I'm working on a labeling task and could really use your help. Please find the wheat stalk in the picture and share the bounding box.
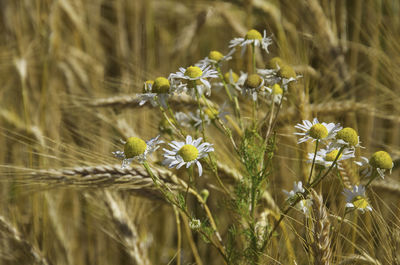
[310,190,332,265]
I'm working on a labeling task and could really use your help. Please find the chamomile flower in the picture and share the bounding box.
[169,65,218,97]
[113,135,164,168]
[229,29,273,55]
[236,73,266,101]
[334,127,362,148]
[308,145,355,168]
[138,77,171,108]
[163,135,214,176]
[343,185,372,213]
[265,83,285,104]
[283,181,305,200]
[198,49,235,67]
[294,118,342,144]
[355,151,393,179]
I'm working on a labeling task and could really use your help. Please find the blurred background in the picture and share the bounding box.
[0,0,399,264]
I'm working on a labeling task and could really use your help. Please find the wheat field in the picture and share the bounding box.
[0,0,399,264]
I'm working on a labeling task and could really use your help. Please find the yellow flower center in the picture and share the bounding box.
[152,77,170,94]
[224,71,239,83]
[268,57,285,69]
[245,29,263,40]
[178,144,199,162]
[308,123,328,139]
[369,151,393,169]
[209,50,224,62]
[336,127,358,146]
[325,149,342,161]
[278,65,296,79]
[245,74,263,88]
[204,107,219,120]
[124,137,147,158]
[185,66,203,78]
[271,84,283,95]
[142,80,154,93]
[352,195,369,210]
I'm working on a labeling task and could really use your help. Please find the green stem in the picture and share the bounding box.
[307,140,320,185]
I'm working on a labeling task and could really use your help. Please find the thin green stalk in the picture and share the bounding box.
[307,140,320,185]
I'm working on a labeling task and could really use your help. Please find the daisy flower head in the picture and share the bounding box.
[283,181,305,200]
[343,185,372,213]
[308,144,355,168]
[198,49,235,67]
[334,127,361,148]
[113,135,164,168]
[138,77,171,108]
[169,65,218,97]
[229,29,273,56]
[163,135,214,176]
[265,83,285,104]
[294,118,342,144]
[355,151,393,179]
[236,73,266,101]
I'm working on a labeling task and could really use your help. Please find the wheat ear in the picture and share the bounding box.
[310,190,332,265]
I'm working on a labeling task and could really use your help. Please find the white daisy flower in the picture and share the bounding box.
[308,144,355,168]
[197,49,235,67]
[169,65,218,97]
[283,181,305,200]
[265,83,285,104]
[162,135,214,176]
[229,29,272,56]
[333,127,362,149]
[113,135,164,168]
[354,151,393,179]
[343,185,372,213]
[234,73,267,101]
[294,118,342,144]
[138,77,171,108]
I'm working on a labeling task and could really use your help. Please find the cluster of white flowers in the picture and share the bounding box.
[289,117,394,214]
